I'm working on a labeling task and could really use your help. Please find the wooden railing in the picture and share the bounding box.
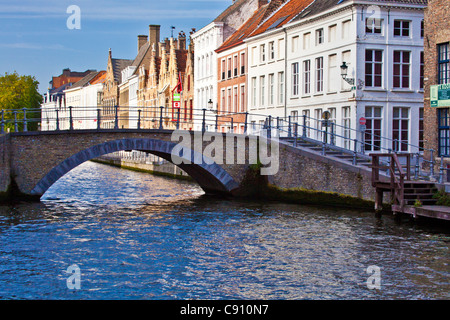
[370,153,412,211]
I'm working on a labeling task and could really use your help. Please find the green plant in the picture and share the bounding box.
[413,199,422,208]
[432,190,450,206]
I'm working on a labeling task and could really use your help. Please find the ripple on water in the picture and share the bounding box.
[0,161,449,299]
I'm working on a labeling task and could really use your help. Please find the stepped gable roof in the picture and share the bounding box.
[249,0,316,38]
[216,2,273,53]
[111,58,133,83]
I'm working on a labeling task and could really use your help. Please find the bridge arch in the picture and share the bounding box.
[30,138,239,197]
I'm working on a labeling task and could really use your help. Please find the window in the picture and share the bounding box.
[303,60,311,95]
[303,32,311,50]
[419,107,424,151]
[227,57,232,78]
[328,25,337,42]
[420,51,424,89]
[291,36,299,53]
[394,20,410,37]
[291,111,298,123]
[342,106,351,149]
[269,74,274,105]
[328,54,338,92]
[392,107,409,152]
[240,84,245,112]
[365,106,382,151]
[365,18,382,34]
[302,110,310,137]
[278,38,285,59]
[260,44,266,62]
[315,57,324,92]
[278,72,284,105]
[251,47,257,65]
[316,29,324,45]
[240,52,246,75]
[269,41,275,60]
[233,87,238,113]
[393,51,410,88]
[221,59,226,80]
[251,77,257,107]
[438,108,450,156]
[260,76,266,106]
[233,55,238,77]
[438,43,449,84]
[221,89,226,113]
[314,109,323,140]
[421,20,424,38]
[342,20,351,39]
[365,49,383,87]
[292,62,299,96]
[227,88,232,112]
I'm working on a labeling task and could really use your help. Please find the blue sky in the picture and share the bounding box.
[0,0,230,93]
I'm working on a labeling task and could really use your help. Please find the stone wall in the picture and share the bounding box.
[0,135,11,200]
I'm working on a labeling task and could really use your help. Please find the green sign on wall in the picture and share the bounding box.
[430,84,450,107]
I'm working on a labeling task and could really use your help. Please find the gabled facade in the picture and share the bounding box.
[101,49,133,129]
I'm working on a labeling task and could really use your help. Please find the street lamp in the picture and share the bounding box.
[208,99,213,111]
[340,61,355,86]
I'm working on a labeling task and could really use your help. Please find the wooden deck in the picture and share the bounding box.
[392,204,450,221]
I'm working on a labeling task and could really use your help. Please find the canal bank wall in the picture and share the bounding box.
[91,151,192,181]
[0,135,11,201]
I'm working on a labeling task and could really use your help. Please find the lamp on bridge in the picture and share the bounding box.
[340,61,355,86]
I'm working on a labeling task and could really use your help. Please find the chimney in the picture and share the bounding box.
[149,25,161,50]
[258,0,269,8]
[178,31,186,50]
[137,35,148,52]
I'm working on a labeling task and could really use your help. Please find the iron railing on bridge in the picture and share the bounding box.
[0,106,445,182]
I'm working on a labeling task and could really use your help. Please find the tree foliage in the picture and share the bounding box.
[0,71,42,131]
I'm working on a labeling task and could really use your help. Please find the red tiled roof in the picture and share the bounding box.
[249,0,316,38]
[216,2,273,53]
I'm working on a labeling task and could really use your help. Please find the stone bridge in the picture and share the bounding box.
[0,129,377,208]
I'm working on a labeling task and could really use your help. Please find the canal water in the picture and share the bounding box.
[0,161,448,300]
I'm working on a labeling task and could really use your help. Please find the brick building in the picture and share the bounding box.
[423,0,450,174]
[215,0,281,133]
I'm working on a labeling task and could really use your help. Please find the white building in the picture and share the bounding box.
[192,0,269,131]
[246,0,426,153]
[64,71,106,130]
